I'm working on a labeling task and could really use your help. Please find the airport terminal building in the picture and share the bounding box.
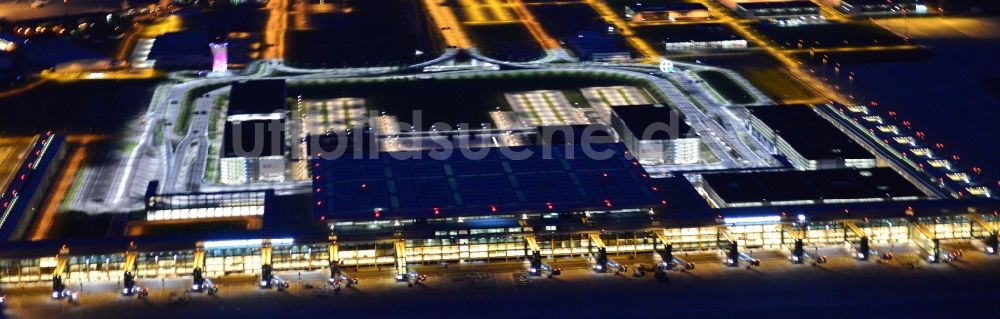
[219,79,289,185]
[747,105,876,170]
[624,3,711,22]
[701,168,928,208]
[609,105,699,165]
[837,0,928,16]
[735,1,822,19]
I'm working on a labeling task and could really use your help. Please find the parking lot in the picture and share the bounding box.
[505,90,590,126]
[580,85,653,120]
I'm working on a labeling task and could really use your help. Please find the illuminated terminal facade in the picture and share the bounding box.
[0,171,999,287]
[0,134,998,294]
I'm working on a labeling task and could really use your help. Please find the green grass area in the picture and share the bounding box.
[208,93,228,135]
[175,85,226,137]
[205,145,218,183]
[699,142,720,164]
[174,101,194,137]
[673,52,817,103]
[154,124,163,145]
[740,67,816,103]
[120,140,139,154]
[696,70,755,104]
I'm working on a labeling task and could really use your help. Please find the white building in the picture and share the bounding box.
[609,105,700,165]
[746,105,876,170]
[219,80,288,185]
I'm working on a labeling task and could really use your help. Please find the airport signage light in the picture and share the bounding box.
[203,238,295,249]
[659,58,675,73]
[723,215,782,225]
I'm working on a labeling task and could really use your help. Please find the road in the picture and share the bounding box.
[164,88,226,193]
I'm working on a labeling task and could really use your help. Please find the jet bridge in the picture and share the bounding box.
[259,238,288,290]
[844,221,895,261]
[910,221,961,263]
[845,221,874,261]
[969,214,999,254]
[328,236,357,290]
[190,242,217,294]
[589,233,627,274]
[51,245,71,299]
[782,224,826,265]
[718,227,758,268]
[395,239,425,285]
[524,235,560,277]
[122,242,140,295]
[652,230,693,271]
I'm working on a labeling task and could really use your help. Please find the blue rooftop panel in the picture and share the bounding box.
[311,143,666,220]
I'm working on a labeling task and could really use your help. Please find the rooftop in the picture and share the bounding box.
[227,79,288,116]
[311,143,666,221]
[702,168,927,205]
[611,105,694,140]
[736,1,820,10]
[748,105,873,161]
[222,119,285,158]
[840,0,921,5]
[565,31,632,58]
[149,31,212,59]
[628,3,708,12]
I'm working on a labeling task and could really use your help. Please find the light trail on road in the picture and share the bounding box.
[263,0,289,59]
[422,0,474,48]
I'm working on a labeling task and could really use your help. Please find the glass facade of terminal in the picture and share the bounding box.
[1,214,998,284]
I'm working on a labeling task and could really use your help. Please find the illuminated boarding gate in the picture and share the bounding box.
[0,215,997,283]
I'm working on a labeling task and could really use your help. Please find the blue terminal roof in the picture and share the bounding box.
[311,143,667,221]
[0,133,64,241]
